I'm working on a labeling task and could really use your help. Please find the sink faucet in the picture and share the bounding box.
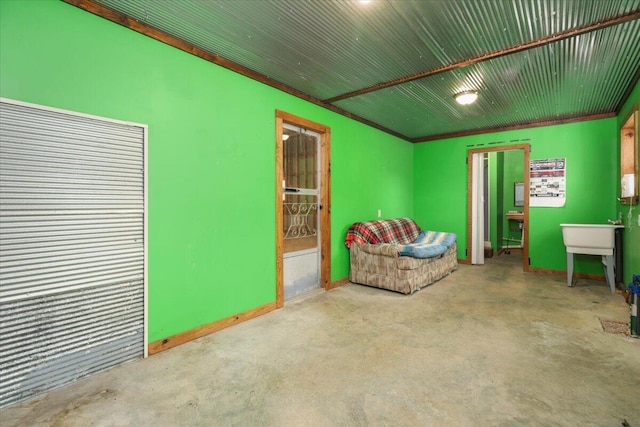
[608,213,623,225]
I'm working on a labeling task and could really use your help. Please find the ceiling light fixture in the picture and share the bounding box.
[455,90,478,105]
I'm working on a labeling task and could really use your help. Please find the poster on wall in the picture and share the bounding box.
[529,158,566,207]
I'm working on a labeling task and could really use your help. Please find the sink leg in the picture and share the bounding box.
[567,252,574,287]
[603,255,616,293]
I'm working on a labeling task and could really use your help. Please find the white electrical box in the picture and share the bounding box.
[622,173,635,198]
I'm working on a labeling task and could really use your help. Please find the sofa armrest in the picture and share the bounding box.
[352,243,399,257]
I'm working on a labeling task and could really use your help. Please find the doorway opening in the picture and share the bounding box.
[467,144,530,271]
[275,111,331,308]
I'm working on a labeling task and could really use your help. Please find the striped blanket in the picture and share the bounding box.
[397,230,457,259]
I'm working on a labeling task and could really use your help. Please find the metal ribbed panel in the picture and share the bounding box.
[334,18,640,139]
[94,0,640,103]
[0,100,145,408]
[89,0,640,139]
[86,0,640,138]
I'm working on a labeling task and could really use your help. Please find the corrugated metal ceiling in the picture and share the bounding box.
[81,0,640,141]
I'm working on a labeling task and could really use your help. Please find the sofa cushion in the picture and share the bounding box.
[356,243,401,257]
[345,217,420,248]
[397,230,457,259]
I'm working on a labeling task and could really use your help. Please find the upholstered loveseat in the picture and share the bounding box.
[345,218,457,294]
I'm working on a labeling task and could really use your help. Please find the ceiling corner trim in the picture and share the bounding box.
[411,112,618,143]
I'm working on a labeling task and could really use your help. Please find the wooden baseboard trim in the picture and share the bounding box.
[148,301,278,355]
[325,277,349,290]
[528,267,606,282]
[456,260,605,282]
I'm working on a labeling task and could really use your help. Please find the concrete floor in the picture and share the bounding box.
[3,255,639,426]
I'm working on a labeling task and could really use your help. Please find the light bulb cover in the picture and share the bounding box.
[455,90,478,105]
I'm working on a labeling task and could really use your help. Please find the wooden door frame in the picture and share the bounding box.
[467,144,530,271]
[275,110,331,308]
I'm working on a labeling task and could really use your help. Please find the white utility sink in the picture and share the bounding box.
[560,224,623,255]
[560,224,624,293]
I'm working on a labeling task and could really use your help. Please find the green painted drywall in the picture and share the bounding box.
[486,151,524,252]
[0,0,413,342]
[414,118,617,275]
[501,150,525,243]
[617,79,640,286]
[495,152,505,251]
[489,152,499,251]
[412,137,468,259]
[502,150,525,213]
[330,120,414,278]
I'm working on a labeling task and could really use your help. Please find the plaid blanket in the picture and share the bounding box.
[344,218,421,248]
[397,230,457,259]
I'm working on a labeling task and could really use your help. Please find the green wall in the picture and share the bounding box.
[412,136,468,258]
[617,80,640,286]
[489,153,498,251]
[0,0,413,342]
[489,152,505,252]
[486,151,524,253]
[414,119,618,275]
[501,150,525,243]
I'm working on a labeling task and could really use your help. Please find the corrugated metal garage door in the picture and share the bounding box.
[0,98,146,408]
